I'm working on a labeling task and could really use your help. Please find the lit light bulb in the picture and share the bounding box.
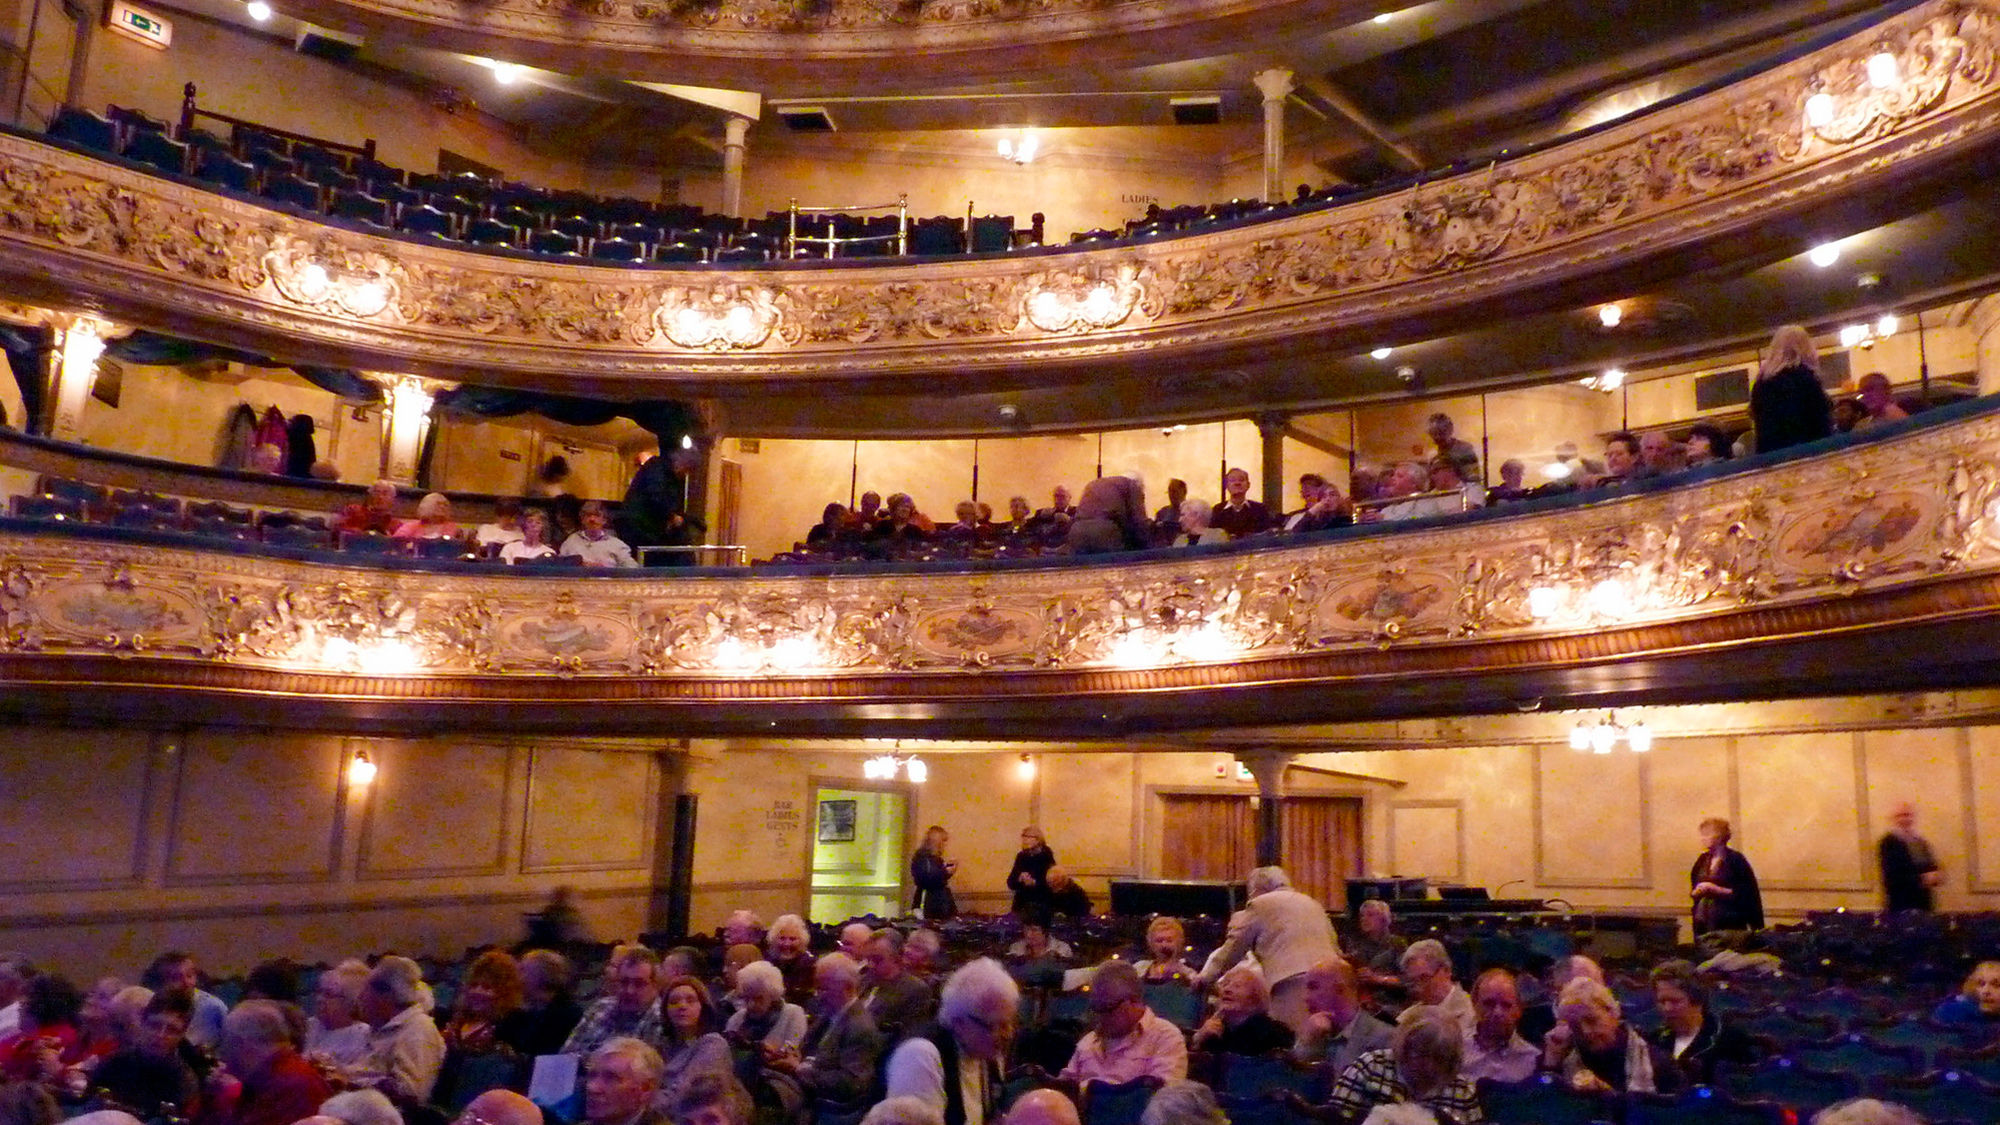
[491,62,525,85]
[348,751,377,785]
[1867,52,1899,89]
[1808,242,1841,268]
[1590,724,1618,755]
[1570,722,1592,752]
[1805,92,1835,128]
[1017,755,1037,781]
[1875,313,1899,338]
[246,0,272,19]
[1598,303,1623,328]
[680,434,695,450]
[1597,368,1626,392]
[1370,346,1392,360]
[904,757,928,784]
[1627,722,1653,753]
[1839,324,1870,349]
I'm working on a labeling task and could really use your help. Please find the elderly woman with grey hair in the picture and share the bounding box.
[318,1089,402,1125]
[307,961,374,1069]
[1191,966,1294,1055]
[1174,498,1230,546]
[1541,977,1676,1095]
[765,914,817,1005]
[722,962,807,1057]
[1141,1081,1227,1125]
[1325,1013,1485,1124]
[356,955,446,1103]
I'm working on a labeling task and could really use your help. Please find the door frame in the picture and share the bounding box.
[801,775,914,920]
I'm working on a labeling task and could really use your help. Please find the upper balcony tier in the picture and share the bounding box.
[8,0,2000,435]
[2,395,1999,737]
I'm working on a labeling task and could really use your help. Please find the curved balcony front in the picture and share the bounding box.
[2,397,1998,736]
[6,0,2000,412]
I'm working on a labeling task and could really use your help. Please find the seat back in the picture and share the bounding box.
[1216,1053,1316,1100]
[1478,1075,1616,1125]
[1143,984,1201,1029]
[1716,1057,1861,1118]
[1080,1076,1160,1125]
[1880,1069,2000,1124]
[1626,1088,1787,1125]
[47,106,119,152]
[122,130,189,175]
[969,215,1014,253]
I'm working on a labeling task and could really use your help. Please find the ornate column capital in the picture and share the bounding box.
[1252,67,1295,104]
[1235,748,1295,797]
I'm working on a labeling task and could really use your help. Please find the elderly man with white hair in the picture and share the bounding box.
[1396,940,1473,1038]
[1325,1013,1485,1125]
[1195,866,1339,1031]
[839,923,876,962]
[1541,977,1676,1094]
[306,960,373,1069]
[863,929,935,1041]
[220,999,331,1125]
[583,1037,669,1125]
[1059,961,1187,1086]
[884,958,1019,1125]
[357,956,446,1103]
[764,952,882,1105]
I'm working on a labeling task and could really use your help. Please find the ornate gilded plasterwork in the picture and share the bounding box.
[1,406,1998,697]
[1,0,1998,387]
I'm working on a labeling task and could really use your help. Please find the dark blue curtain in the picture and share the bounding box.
[0,324,50,434]
[434,385,696,444]
[104,331,382,402]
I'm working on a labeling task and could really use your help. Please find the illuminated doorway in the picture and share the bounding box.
[808,783,911,922]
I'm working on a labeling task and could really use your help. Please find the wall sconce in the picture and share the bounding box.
[997,131,1039,165]
[863,754,927,783]
[1579,368,1625,392]
[1016,753,1037,781]
[348,750,378,785]
[1838,313,1899,350]
[1569,713,1652,754]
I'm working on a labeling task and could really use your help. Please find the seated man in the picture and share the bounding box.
[883,959,1019,1125]
[838,924,876,962]
[1396,941,1474,1039]
[337,481,400,537]
[1372,463,1458,522]
[1461,969,1539,1084]
[903,930,947,989]
[565,945,664,1056]
[1293,958,1395,1077]
[1599,432,1651,486]
[142,952,228,1049]
[1324,1014,1483,1125]
[218,1000,331,1125]
[1854,372,1911,430]
[358,956,446,1104]
[666,1072,754,1125]
[1518,956,1603,1046]
[582,1037,669,1125]
[765,953,882,1106]
[1210,468,1272,537]
[474,498,526,549]
[1058,962,1187,1086]
[1044,868,1092,917]
[455,1090,544,1125]
[1638,432,1686,477]
[1003,1089,1080,1125]
[561,500,639,568]
[863,930,936,1042]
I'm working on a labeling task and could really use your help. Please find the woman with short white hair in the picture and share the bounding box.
[765,915,816,1005]
[1542,977,1676,1094]
[1175,499,1229,547]
[1191,966,1294,1055]
[306,961,373,1068]
[722,962,806,1056]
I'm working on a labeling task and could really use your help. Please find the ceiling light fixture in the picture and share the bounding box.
[1598,303,1623,328]
[1808,242,1842,268]
[1840,314,1899,350]
[246,0,273,19]
[490,61,525,85]
[1867,51,1900,89]
[1370,346,1393,360]
[1569,712,1652,754]
[864,753,928,783]
[997,131,1039,165]
[1805,91,1835,128]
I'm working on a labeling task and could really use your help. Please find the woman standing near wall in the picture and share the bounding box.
[1750,325,1834,454]
[1007,827,1057,914]
[911,825,958,921]
[1689,817,1763,936]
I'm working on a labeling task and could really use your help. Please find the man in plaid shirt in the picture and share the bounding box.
[563,946,666,1056]
[1324,1013,1486,1124]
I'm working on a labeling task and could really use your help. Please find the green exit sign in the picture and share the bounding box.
[106,0,172,48]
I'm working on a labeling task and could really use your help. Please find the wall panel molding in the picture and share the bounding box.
[1533,746,1651,889]
[0,729,156,893]
[161,734,348,888]
[1389,800,1465,883]
[522,747,658,874]
[356,739,517,881]
[0,884,647,932]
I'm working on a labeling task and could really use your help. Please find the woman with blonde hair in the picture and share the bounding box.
[1751,324,1834,454]
[1133,917,1196,983]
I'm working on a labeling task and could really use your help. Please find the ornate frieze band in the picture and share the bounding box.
[1,406,1998,705]
[0,0,1997,389]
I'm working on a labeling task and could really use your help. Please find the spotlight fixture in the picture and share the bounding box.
[1808,242,1842,268]
[1598,303,1623,328]
[1805,91,1835,128]
[1370,346,1393,360]
[1568,712,1652,754]
[1867,51,1900,89]
[347,750,378,785]
[246,0,273,20]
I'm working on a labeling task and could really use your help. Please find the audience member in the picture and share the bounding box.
[442,950,531,1059]
[940,502,986,541]
[911,826,959,922]
[903,931,947,989]
[474,498,526,549]
[1324,1013,1484,1125]
[1030,487,1077,534]
[724,962,807,1056]
[1067,476,1149,555]
[1426,458,1483,510]
[0,956,27,1041]
[1139,1081,1225,1125]
[863,930,936,1042]
[1517,956,1603,1046]
[999,497,1033,538]
[1174,499,1230,546]
[533,456,572,500]
[1005,917,1073,989]
[1751,325,1834,453]
[218,1000,331,1125]
[306,961,374,1068]
[243,960,302,1006]
[766,915,818,1006]
[1060,962,1187,1086]
[721,912,766,948]
[561,500,638,568]
[453,1091,542,1125]
[1132,918,1196,984]
[1281,474,1329,532]
[564,945,663,1057]
[655,977,733,1106]
[1397,941,1473,1038]
[1684,423,1732,468]
[1373,463,1457,522]
[141,953,227,1049]
[1425,414,1480,483]
[1461,969,1538,1084]
[1811,1101,1925,1125]
[1853,372,1910,430]
[319,1090,401,1125]
[1210,468,1272,537]
[1600,433,1648,485]
[717,945,763,1024]
[1833,397,1863,434]
[1043,868,1092,917]
[838,924,876,962]
[500,511,557,563]
[866,1096,947,1125]
[582,1038,668,1125]
[665,1072,752,1125]
[807,503,854,546]
[515,949,583,1058]
[1690,816,1763,935]
[1932,960,2000,1025]
[1294,958,1394,1075]
[358,955,446,1103]
[1152,479,1189,545]
[1002,1090,1078,1125]
[1487,459,1529,503]
[849,492,884,531]
[1007,827,1058,914]
[392,493,461,540]
[1347,900,1407,989]
[1541,978,1674,1094]
[76,976,129,1061]
[1637,432,1685,476]
[1880,802,1942,914]
[1190,966,1294,1055]
[1197,866,1339,1031]
[1648,960,1754,1086]
[868,494,932,546]
[764,953,882,1106]
[337,482,400,537]
[882,959,1018,1125]
[619,445,704,563]
[94,988,199,1119]
[1,973,84,1080]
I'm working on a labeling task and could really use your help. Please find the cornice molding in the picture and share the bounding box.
[1,402,1998,732]
[1,1,1998,396]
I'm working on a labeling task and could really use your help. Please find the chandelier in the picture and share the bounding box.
[863,754,928,783]
[1568,712,1652,754]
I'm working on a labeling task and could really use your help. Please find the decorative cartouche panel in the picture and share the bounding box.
[0,406,1997,697]
[0,0,1996,389]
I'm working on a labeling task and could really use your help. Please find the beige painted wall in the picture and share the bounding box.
[0,726,663,977]
[76,361,378,482]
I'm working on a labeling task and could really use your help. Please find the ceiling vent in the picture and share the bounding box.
[294,22,362,62]
[776,106,837,132]
[1171,96,1221,125]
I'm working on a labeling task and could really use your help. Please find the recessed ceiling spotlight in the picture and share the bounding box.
[490,61,525,85]
[1598,303,1623,328]
[246,0,272,19]
[1370,346,1392,360]
[1808,242,1841,268]
[1372,11,1394,23]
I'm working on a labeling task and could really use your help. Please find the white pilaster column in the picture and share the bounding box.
[45,315,112,441]
[369,374,452,486]
[1969,296,2000,396]
[722,116,751,219]
[1253,68,1295,205]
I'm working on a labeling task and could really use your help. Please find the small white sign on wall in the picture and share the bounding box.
[107,0,173,49]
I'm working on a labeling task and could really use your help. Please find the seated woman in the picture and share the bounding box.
[1132,917,1197,984]
[500,511,558,564]
[938,502,987,541]
[307,961,375,1070]
[1648,960,1755,1086]
[1934,960,2000,1025]
[1,974,87,1082]
[1175,499,1231,547]
[723,962,807,1060]
[765,915,818,1007]
[437,951,532,1101]
[805,503,854,546]
[391,493,462,539]
[658,977,734,1106]
[1542,977,1677,1094]
[473,498,526,550]
[1191,967,1295,1056]
[1006,915,1074,990]
[866,494,931,543]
